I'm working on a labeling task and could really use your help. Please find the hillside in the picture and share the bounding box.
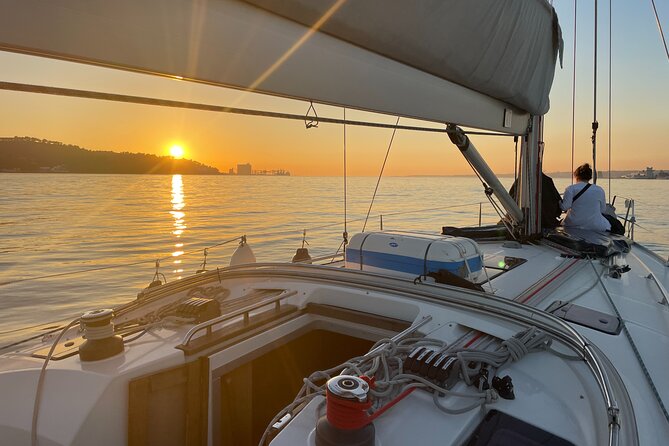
[0,137,220,174]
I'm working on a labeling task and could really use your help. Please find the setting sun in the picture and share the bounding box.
[169,144,185,159]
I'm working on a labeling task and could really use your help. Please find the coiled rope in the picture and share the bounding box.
[258,326,570,445]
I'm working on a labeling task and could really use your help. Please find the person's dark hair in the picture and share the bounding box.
[574,163,592,182]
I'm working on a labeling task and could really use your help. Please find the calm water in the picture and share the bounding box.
[1,173,668,343]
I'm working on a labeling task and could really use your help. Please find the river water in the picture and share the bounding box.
[1,173,668,344]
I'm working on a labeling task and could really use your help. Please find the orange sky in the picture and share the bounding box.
[0,2,667,176]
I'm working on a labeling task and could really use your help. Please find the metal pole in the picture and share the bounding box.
[448,124,524,225]
[630,201,635,240]
[479,203,482,227]
[380,215,384,231]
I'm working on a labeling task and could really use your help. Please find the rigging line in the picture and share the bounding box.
[0,258,160,287]
[0,236,242,287]
[331,239,346,263]
[571,0,578,185]
[650,0,669,61]
[0,327,65,352]
[592,0,599,184]
[0,81,517,137]
[343,107,348,247]
[305,202,486,232]
[588,260,669,425]
[362,116,401,233]
[608,0,612,201]
[514,136,518,186]
[379,202,485,218]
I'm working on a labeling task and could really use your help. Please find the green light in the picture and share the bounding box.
[497,261,506,268]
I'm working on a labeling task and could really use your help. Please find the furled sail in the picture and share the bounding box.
[244,0,562,117]
[0,0,561,134]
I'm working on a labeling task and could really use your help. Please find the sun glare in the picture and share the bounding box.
[169,144,185,159]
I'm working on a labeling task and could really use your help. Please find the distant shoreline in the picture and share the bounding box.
[0,137,220,175]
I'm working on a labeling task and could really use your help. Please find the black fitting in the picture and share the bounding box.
[292,247,312,264]
[472,367,490,390]
[492,375,515,400]
[446,124,469,150]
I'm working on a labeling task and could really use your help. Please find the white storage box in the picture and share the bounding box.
[345,231,483,282]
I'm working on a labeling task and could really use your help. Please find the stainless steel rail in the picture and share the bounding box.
[646,272,669,305]
[195,262,635,446]
[179,289,297,347]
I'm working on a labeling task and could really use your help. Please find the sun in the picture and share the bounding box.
[169,144,185,159]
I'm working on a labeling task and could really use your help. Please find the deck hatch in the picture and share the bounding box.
[466,409,575,446]
[546,301,622,335]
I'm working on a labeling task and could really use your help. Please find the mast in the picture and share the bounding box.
[517,116,544,237]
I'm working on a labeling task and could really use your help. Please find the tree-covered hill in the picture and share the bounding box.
[0,137,220,174]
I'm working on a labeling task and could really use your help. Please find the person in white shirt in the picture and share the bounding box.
[560,163,611,232]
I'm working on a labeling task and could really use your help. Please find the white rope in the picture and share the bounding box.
[259,326,564,445]
[82,324,114,341]
[32,318,81,446]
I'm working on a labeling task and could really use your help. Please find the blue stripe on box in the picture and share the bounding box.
[346,249,482,276]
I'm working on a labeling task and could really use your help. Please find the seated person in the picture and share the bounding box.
[509,172,562,229]
[560,163,611,232]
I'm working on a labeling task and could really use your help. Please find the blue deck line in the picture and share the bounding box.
[346,249,482,276]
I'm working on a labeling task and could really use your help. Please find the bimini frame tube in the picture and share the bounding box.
[447,124,524,225]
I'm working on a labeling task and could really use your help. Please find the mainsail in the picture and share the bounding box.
[0,0,561,134]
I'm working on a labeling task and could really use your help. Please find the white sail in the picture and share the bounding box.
[0,0,561,134]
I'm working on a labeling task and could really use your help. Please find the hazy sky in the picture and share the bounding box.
[0,1,667,176]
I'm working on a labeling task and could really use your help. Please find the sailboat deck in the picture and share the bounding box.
[1,235,668,445]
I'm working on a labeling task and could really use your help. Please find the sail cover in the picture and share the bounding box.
[0,0,561,133]
[244,0,562,116]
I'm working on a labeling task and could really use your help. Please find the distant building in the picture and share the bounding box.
[231,163,290,176]
[237,163,252,175]
[623,166,657,179]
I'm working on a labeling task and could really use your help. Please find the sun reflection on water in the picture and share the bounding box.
[170,175,186,279]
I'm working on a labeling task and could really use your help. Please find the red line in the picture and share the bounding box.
[457,260,578,361]
[519,259,579,304]
[463,332,484,349]
[369,387,416,422]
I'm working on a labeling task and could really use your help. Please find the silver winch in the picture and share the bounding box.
[326,375,369,402]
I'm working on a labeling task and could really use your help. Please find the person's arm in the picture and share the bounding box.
[560,186,573,211]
